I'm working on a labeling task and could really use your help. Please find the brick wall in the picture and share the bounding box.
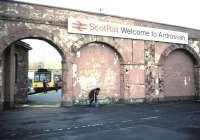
[0,1,200,108]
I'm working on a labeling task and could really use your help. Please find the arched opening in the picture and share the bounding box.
[73,42,124,104]
[162,49,197,100]
[2,38,64,109]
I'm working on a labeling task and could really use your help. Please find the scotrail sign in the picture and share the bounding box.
[68,17,188,44]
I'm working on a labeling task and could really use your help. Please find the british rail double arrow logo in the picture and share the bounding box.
[72,20,88,31]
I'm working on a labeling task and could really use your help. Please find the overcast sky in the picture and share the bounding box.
[14,0,200,30]
[22,39,62,63]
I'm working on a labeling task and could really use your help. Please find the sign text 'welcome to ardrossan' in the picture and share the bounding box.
[68,17,188,44]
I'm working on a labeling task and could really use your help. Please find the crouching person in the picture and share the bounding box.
[88,88,100,107]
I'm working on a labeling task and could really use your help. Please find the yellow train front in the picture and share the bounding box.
[32,69,55,92]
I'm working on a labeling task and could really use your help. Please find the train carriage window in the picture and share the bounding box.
[34,72,51,82]
[44,73,51,82]
[40,73,46,82]
[34,74,40,82]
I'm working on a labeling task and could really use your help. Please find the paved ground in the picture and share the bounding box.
[28,89,61,105]
[1,101,200,140]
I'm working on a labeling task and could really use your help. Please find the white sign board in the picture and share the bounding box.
[68,17,188,44]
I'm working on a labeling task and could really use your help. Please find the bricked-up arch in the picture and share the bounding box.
[158,44,200,100]
[159,44,200,66]
[72,41,125,104]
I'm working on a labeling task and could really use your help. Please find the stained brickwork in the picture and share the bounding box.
[1,1,200,109]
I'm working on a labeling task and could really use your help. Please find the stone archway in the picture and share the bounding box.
[0,29,65,58]
[68,37,124,104]
[158,44,200,101]
[61,36,126,106]
[0,29,66,109]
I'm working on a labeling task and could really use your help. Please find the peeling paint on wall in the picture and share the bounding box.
[114,52,119,64]
[189,40,200,54]
[72,64,77,86]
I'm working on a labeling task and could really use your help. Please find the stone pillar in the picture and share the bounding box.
[14,41,31,104]
[61,57,73,106]
[144,41,158,103]
[0,56,3,110]
[194,66,200,99]
[3,45,16,109]
[9,46,15,108]
[119,64,125,103]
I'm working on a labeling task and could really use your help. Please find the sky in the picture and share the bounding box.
[22,39,62,63]
[14,0,200,30]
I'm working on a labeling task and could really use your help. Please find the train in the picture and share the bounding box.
[30,69,62,93]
